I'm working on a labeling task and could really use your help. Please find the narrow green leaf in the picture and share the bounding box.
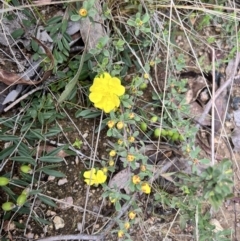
[42,169,65,177]
[32,216,51,225]
[58,41,87,103]
[75,109,101,118]
[47,15,62,25]
[37,195,57,207]
[28,129,45,140]
[0,135,19,141]
[57,39,63,51]
[11,156,35,165]
[39,156,63,163]
[0,145,16,160]
[45,145,67,157]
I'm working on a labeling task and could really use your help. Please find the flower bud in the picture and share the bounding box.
[2,202,15,211]
[17,194,27,206]
[117,121,124,130]
[0,177,9,186]
[109,150,116,157]
[20,165,32,174]
[79,8,88,17]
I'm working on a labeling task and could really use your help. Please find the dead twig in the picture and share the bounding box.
[36,234,104,241]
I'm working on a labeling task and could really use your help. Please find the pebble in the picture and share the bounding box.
[53,216,65,230]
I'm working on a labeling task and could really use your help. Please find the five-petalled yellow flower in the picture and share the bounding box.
[83,168,107,185]
[141,182,151,194]
[89,72,125,113]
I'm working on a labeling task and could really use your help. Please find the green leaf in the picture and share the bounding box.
[61,20,68,34]
[29,129,45,140]
[11,156,35,165]
[45,145,67,157]
[0,135,19,141]
[71,14,81,21]
[47,15,62,25]
[39,156,63,163]
[37,195,57,207]
[31,40,39,52]
[11,28,24,39]
[75,109,101,118]
[1,186,17,201]
[0,145,16,160]
[62,37,70,51]
[58,45,87,103]
[42,169,66,177]
[57,39,63,51]
[32,216,51,225]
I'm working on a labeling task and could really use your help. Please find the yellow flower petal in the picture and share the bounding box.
[141,182,151,194]
[96,170,107,184]
[89,92,103,103]
[84,168,97,185]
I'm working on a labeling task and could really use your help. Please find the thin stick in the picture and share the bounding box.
[4,86,43,112]
[36,234,103,241]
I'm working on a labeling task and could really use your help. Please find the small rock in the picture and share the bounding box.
[58,178,68,186]
[53,216,65,230]
[59,196,73,210]
[48,176,55,181]
[77,222,83,231]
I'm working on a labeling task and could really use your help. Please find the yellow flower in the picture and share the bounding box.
[128,136,135,143]
[117,139,123,145]
[127,154,135,162]
[79,8,88,17]
[132,175,141,184]
[89,72,125,113]
[128,211,136,220]
[124,222,130,230]
[109,196,116,203]
[83,168,107,185]
[102,167,108,173]
[144,73,149,79]
[129,113,135,119]
[117,121,124,130]
[140,165,146,172]
[149,60,155,66]
[118,230,124,238]
[109,159,115,166]
[109,150,116,157]
[107,120,115,128]
[141,182,151,194]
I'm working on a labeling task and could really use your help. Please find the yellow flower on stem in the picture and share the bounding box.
[129,112,135,119]
[108,159,115,166]
[141,182,151,194]
[124,222,130,230]
[117,139,123,145]
[127,154,135,162]
[128,136,135,143]
[118,230,124,238]
[109,150,116,157]
[140,165,146,172]
[79,8,88,17]
[128,211,136,220]
[89,72,125,113]
[83,168,107,185]
[107,120,115,128]
[117,121,124,129]
[132,175,141,184]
